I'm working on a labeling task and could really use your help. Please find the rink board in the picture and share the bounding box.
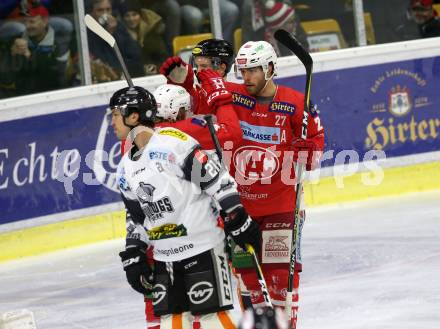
[1,38,440,261]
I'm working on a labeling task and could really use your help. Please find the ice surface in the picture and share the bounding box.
[1,191,439,329]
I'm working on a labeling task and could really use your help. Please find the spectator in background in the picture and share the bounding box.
[178,0,240,43]
[241,0,265,43]
[8,1,72,34]
[120,0,168,75]
[0,1,50,42]
[364,0,421,43]
[1,1,73,46]
[137,0,181,54]
[241,1,308,56]
[0,5,69,97]
[136,0,239,52]
[86,0,143,82]
[263,1,308,54]
[409,0,440,37]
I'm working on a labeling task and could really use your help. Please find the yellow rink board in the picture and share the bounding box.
[1,161,439,262]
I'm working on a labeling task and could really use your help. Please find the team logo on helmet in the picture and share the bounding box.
[192,47,202,55]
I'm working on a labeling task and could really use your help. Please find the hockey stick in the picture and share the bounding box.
[204,114,273,309]
[274,29,313,326]
[84,14,134,88]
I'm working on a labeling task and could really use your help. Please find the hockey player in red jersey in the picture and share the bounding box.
[160,39,325,328]
[121,40,242,156]
[154,78,242,150]
[159,39,243,148]
[229,41,324,329]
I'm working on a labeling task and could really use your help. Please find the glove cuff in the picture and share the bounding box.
[119,248,146,270]
[229,217,252,237]
[224,206,249,233]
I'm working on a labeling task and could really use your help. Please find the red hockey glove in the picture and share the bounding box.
[159,56,194,91]
[197,69,232,111]
[292,138,320,171]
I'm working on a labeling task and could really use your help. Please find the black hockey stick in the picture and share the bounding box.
[204,114,274,309]
[84,14,134,88]
[274,29,313,325]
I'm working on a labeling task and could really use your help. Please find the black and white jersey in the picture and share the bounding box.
[117,127,241,262]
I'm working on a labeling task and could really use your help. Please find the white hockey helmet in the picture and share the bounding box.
[153,84,191,121]
[235,41,278,80]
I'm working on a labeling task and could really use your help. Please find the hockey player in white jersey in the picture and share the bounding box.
[111,85,261,329]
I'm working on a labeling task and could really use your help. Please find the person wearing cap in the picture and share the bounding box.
[0,4,69,97]
[0,1,52,42]
[409,0,440,37]
[241,0,308,55]
[0,0,73,44]
[262,1,309,55]
[119,0,168,75]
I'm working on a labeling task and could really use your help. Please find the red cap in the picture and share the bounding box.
[411,0,433,7]
[264,2,295,30]
[27,5,49,18]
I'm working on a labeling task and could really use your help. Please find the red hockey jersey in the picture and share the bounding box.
[224,82,324,216]
[166,80,324,217]
[121,103,242,154]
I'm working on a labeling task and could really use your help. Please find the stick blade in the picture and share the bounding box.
[84,14,115,47]
[274,29,312,69]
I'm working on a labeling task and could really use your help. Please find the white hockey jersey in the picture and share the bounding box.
[117,127,241,262]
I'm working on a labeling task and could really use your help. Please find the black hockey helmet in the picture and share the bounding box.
[109,86,157,127]
[238,307,289,329]
[192,38,234,74]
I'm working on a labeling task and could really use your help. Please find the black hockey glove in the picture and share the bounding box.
[119,247,153,295]
[224,206,261,254]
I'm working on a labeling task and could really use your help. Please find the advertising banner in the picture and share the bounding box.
[279,56,440,167]
[1,56,439,225]
[0,106,120,224]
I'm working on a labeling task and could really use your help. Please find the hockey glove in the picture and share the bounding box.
[159,56,194,91]
[119,248,153,295]
[197,69,232,111]
[292,138,320,171]
[224,206,261,254]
